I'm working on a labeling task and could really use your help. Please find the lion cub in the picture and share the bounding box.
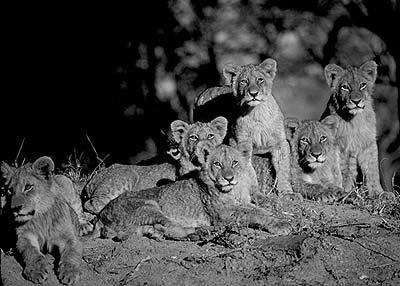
[87,143,291,242]
[1,156,82,285]
[193,59,294,197]
[83,116,228,215]
[285,117,345,203]
[321,60,392,199]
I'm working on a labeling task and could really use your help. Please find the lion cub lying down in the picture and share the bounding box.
[1,156,82,285]
[88,142,292,242]
[285,116,345,203]
[83,116,228,215]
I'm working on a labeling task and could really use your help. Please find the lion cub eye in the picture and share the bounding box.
[341,84,350,92]
[300,137,309,144]
[207,134,215,140]
[239,79,248,86]
[24,184,34,192]
[320,135,328,143]
[189,134,198,142]
[360,82,367,90]
[257,77,264,84]
[231,160,239,167]
[213,161,222,168]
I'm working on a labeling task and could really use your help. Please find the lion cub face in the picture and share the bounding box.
[204,142,252,193]
[324,60,377,116]
[1,157,55,223]
[170,116,228,168]
[223,58,277,107]
[286,117,338,170]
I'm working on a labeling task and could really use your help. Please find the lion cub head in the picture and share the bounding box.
[1,157,56,223]
[223,58,277,107]
[170,116,228,174]
[324,60,377,118]
[285,116,338,171]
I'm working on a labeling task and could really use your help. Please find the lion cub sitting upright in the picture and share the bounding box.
[285,117,345,203]
[321,60,392,199]
[193,59,294,197]
[1,156,82,285]
[88,142,291,242]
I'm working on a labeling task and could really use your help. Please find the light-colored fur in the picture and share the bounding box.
[321,60,392,198]
[194,59,294,196]
[83,117,228,215]
[87,143,291,242]
[1,157,82,285]
[285,117,345,203]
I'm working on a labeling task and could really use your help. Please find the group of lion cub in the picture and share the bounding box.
[1,58,394,285]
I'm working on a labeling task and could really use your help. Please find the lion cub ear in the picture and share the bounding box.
[359,60,377,83]
[170,120,190,144]
[210,116,228,140]
[1,162,15,182]
[259,58,277,80]
[284,117,300,141]
[324,64,345,90]
[321,115,339,135]
[223,63,242,86]
[236,141,253,162]
[32,156,55,180]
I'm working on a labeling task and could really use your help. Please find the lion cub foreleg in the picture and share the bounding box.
[271,140,294,196]
[358,145,384,198]
[56,234,82,286]
[219,204,292,235]
[17,233,51,284]
[341,152,358,193]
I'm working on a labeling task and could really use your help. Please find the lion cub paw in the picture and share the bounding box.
[23,255,50,284]
[283,192,303,202]
[315,187,345,204]
[378,191,396,202]
[57,261,81,286]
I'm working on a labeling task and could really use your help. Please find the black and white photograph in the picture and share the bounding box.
[1,1,400,285]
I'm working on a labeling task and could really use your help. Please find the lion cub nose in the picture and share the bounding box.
[248,90,259,98]
[310,146,323,159]
[224,175,235,183]
[351,98,362,105]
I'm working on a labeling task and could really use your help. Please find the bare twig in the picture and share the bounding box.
[14,137,25,167]
[86,134,102,164]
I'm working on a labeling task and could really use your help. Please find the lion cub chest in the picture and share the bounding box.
[336,111,376,155]
[236,102,284,151]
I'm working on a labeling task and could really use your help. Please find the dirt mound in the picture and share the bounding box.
[2,198,400,286]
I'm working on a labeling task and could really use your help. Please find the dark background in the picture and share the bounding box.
[2,1,399,190]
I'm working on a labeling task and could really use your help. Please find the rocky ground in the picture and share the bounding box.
[2,194,400,286]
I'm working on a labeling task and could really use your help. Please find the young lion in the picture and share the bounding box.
[87,143,291,242]
[193,59,294,197]
[1,156,82,285]
[83,116,228,215]
[285,117,345,203]
[321,60,392,198]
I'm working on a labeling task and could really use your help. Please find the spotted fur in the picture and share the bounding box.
[82,117,228,215]
[321,60,393,199]
[87,143,291,242]
[1,157,82,285]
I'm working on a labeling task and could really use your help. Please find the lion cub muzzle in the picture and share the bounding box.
[216,168,238,192]
[306,144,326,167]
[11,194,35,222]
